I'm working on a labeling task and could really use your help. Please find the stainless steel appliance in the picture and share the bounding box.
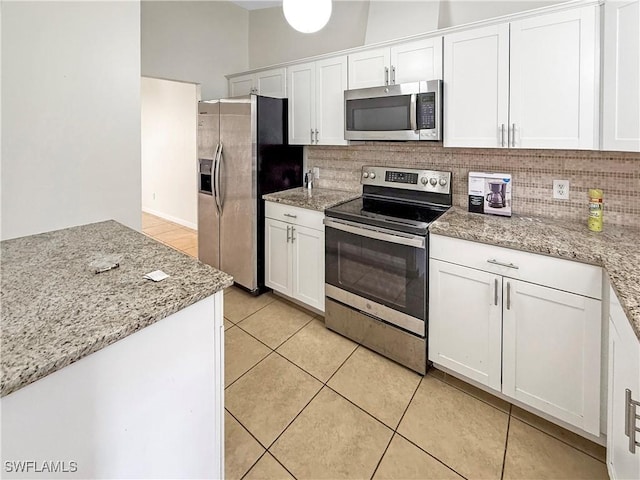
[324,166,452,374]
[198,96,303,293]
[344,80,442,141]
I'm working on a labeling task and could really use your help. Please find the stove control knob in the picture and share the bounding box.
[363,172,369,178]
[429,177,438,186]
[369,172,376,179]
[439,178,448,186]
[420,177,428,185]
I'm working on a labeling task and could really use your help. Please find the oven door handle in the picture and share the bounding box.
[324,218,426,249]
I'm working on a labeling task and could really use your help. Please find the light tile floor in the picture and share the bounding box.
[142,212,197,258]
[143,213,609,480]
[223,289,610,480]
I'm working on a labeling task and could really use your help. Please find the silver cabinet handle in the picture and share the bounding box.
[626,389,640,454]
[286,225,291,243]
[310,129,314,143]
[506,282,511,310]
[384,66,389,85]
[315,129,319,144]
[391,65,396,84]
[284,213,297,219]
[291,226,296,243]
[501,124,505,147]
[487,259,519,269]
[494,278,499,306]
[511,123,516,147]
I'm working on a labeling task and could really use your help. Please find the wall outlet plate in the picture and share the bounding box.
[553,180,570,200]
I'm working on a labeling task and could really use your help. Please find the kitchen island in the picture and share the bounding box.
[1,220,233,478]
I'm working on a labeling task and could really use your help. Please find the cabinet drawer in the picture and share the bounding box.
[265,202,324,231]
[430,234,601,299]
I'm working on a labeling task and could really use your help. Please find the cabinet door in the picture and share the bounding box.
[502,280,601,435]
[602,0,640,152]
[348,47,391,89]
[287,62,316,145]
[428,259,502,391]
[255,68,287,98]
[264,218,292,296]
[510,6,598,149]
[443,24,510,147]
[291,224,324,312]
[316,56,348,146]
[607,289,640,480]
[391,37,443,84]
[229,73,254,97]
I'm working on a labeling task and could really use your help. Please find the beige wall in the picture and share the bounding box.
[248,1,370,68]
[365,1,440,44]
[141,1,249,100]
[1,1,141,240]
[438,0,564,28]
[141,78,198,229]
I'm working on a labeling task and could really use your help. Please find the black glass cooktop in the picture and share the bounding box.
[325,196,450,235]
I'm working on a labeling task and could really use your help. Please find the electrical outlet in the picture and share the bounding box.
[553,180,570,200]
[313,167,320,179]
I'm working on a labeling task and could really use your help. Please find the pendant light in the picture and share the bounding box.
[283,0,332,34]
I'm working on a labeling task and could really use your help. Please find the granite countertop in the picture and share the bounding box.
[430,207,640,341]
[263,187,360,212]
[0,220,234,397]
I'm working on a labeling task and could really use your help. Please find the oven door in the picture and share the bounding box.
[324,218,427,336]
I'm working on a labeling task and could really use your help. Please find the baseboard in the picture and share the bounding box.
[142,207,197,231]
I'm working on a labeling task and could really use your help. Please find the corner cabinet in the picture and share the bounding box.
[265,202,325,312]
[228,67,287,98]
[443,5,599,149]
[429,235,602,435]
[287,56,348,145]
[607,285,640,480]
[347,37,443,89]
[602,0,640,152]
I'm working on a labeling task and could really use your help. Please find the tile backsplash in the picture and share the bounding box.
[307,143,640,229]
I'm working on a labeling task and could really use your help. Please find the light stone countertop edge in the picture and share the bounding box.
[263,187,361,212]
[0,220,234,397]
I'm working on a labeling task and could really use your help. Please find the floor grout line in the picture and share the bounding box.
[501,404,513,480]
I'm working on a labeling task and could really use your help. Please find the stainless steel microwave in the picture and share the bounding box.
[344,80,442,141]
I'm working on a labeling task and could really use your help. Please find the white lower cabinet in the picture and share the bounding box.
[265,202,325,312]
[607,285,640,480]
[429,235,602,436]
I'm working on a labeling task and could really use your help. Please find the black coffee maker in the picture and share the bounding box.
[486,181,507,208]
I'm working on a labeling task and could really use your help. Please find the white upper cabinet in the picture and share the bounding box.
[228,67,287,98]
[443,24,510,148]
[288,56,348,146]
[602,0,640,152]
[444,5,599,149]
[348,37,443,89]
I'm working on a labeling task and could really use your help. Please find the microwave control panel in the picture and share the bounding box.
[417,79,442,141]
[416,92,436,130]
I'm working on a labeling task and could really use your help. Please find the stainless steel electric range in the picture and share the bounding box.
[324,165,452,374]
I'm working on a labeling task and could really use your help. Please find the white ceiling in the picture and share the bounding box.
[229,1,282,10]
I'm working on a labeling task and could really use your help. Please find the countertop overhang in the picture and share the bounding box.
[0,220,234,397]
[262,187,361,212]
[430,207,640,342]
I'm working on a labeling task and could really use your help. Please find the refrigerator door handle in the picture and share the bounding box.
[212,143,220,208]
[214,142,223,214]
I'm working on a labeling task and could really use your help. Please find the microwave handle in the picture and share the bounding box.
[410,94,417,132]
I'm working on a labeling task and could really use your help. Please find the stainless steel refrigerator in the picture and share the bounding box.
[197,96,303,293]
